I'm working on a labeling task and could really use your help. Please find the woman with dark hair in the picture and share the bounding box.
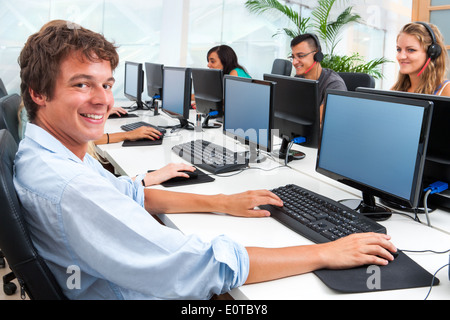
[207,45,251,78]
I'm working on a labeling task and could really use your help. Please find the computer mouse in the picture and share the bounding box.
[391,250,399,259]
[181,169,198,179]
[156,126,167,134]
[167,169,198,182]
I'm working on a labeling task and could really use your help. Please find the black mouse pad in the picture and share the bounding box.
[122,137,163,147]
[313,250,439,293]
[148,168,215,187]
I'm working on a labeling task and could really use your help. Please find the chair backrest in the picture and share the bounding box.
[337,72,375,91]
[271,59,293,76]
[0,94,21,144]
[0,78,7,98]
[0,129,66,300]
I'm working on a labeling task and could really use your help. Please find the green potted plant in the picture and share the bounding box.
[245,0,390,79]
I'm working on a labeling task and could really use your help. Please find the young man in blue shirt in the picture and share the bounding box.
[14,20,396,299]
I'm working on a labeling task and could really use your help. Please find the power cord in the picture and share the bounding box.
[284,136,306,166]
[211,163,290,178]
[400,248,450,300]
[425,263,449,300]
[423,181,448,227]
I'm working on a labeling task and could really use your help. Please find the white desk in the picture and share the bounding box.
[96,108,450,300]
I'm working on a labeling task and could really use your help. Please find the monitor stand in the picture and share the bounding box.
[278,137,305,163]
[202,114,221,129]
[174,118,194,131]
[339,193,392,221]
[128,100,150,112]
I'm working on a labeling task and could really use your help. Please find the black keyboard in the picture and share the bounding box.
[120,121,166,134]
[172,139,249,174]
[260,184,387,244]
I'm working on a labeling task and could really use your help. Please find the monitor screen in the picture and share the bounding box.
[162,67,192,129]
[264,74,319,161]
[145,62,163,99]
[192,68,223,115]
[223,76,274,161]
[192,68,223,128]
[316,90,433,217]
[355,87,450,210]
[124,61,144,110]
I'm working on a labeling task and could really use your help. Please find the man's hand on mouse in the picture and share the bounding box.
[143,163,196,186]
[316,233,397,269]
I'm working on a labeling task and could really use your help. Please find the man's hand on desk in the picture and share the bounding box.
[220,190,283,218]
[144,189,283,218]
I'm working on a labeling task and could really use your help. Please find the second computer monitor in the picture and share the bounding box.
[192,68,223,128]
[263,74,320,159]
[124,61,145,110]
[162,66,193,130]
[145,62,164,100]
[223,75,274,162]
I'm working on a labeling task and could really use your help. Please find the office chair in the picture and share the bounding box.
[337,72,375,91]
[0,91,20,284]
[271,59,293,76]
[0,93,21,144]
[0,129,67,299]
[0,78,7,98]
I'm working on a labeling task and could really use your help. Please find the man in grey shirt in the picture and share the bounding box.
[290,33,347,122]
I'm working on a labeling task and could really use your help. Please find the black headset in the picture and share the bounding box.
[305,33,324,63]
[415,21,442,60]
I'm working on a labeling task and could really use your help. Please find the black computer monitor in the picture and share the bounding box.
[223,75,274,163]
[124,61,145,111]
[162,66,193,130]
[191,68,223,129]
[356,87,450,210]
[264,74,319,162]
[145,62,163,100]
[316,90,433,221]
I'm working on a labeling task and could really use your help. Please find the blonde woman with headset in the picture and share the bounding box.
[392,22,449,96]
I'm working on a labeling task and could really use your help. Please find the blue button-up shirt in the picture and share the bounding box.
[13,123,249,299]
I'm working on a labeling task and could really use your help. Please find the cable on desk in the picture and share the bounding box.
[424,263,449,300]
[209,163,290,178]
[400,248,450,255]
[396,247,450,300]
[285,141,294,166]
[284,137,306,166]
[423,181,449,227]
